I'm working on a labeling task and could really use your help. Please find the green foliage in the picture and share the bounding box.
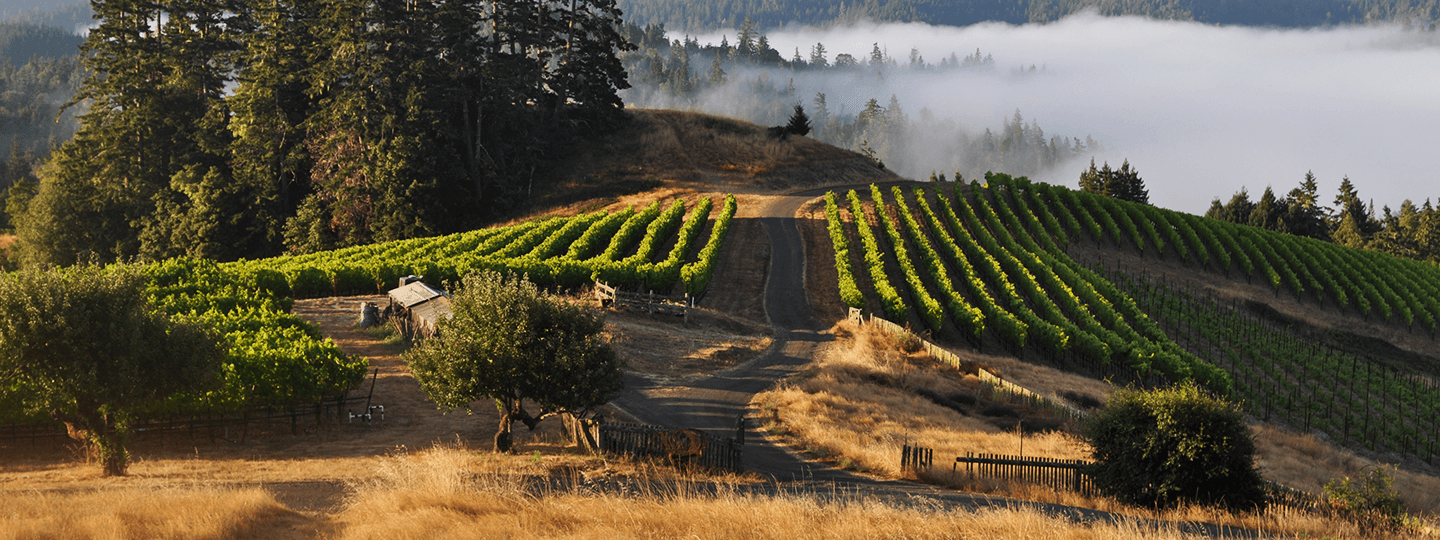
[1323,467,1415,534]
[848,189,908,321]
[0,264,227,476]
[1084,383,1266,512]
[890,186,989,344]
[404,270,623,453]
[1078,159,1149,205]
[869,184,942,331]
[642,197,713,290]
[227,198,740,294]
[12,0,635,267]
[681,194,738,295]
[823,191,864,309]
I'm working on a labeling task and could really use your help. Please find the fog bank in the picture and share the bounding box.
[687,14,1440,214]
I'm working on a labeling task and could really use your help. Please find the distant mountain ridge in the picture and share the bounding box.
[1,3,91,35]
[1,21,85,62]
[618,0,1440,32]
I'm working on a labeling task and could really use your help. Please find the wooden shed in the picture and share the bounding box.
[386,276,452,340]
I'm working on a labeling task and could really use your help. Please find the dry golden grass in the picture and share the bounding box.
[753,320,1090,479]
[0,485,325,539]
[0,234,14,251]
[754,321,1440,538]
[1254,424,1440,516]
[6,443,1432,539]
[331,444,1233,540]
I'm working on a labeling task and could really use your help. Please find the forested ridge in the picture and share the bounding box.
[4,0,632,269]
[619,0,1440,31]
[1208,174,1440,264]
[0,22,88,233]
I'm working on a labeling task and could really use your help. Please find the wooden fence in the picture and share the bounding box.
[596,422,742,473]
[901,444,934,471]
[595,282,691,318]
[850,309,1089,423]
[954,452,1094,496]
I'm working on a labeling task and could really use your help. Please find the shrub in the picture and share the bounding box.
[1323,467,1415,535]
[1083,382,1266,512]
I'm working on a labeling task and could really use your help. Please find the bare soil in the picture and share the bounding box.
[606,309,772,386]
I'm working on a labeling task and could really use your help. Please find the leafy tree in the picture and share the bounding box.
[405,271,623,453]
[1332,212,1368,249]
[1083,382,1267,512]
[785,103,811,136]
[0,264,226,476]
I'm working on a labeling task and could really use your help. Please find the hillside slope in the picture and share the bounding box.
[530,109,902,214]
[812,176,1440,474]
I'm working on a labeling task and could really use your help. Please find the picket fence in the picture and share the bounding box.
[596,422,743,473]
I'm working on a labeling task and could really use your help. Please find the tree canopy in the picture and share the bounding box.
[404,270,624,453]
[12,0,634,268]
[1078,159,1149,205]
[0,264,227,475]
[1083,383,1266,512]
[1208,172,1440,263]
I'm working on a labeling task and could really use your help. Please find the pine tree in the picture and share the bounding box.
[1079,159,1148,205]
[708,53,726,85]
[1284,171,1329,239]
[809,42,827,68]
[1248,186,1283,230]
[785,103,811,137]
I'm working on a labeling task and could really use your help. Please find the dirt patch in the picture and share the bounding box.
[700,217,768,322]
[799,196,848,324]
[607,308,772,385]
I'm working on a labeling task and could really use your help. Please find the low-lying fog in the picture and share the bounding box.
[686,13,1440,214]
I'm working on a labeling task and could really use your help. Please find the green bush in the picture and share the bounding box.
[1323,467,1416,535]
[1083,382,1266,512]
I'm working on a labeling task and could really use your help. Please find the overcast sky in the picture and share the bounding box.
[692,14,1440,215]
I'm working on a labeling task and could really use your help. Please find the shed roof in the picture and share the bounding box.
[388,281,448,309]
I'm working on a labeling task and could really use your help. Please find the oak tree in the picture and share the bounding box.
[404,271,623,453]
[0,264,226,475]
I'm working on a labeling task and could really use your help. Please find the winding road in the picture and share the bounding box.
[609,189,1267,537]
[612,190,844,481]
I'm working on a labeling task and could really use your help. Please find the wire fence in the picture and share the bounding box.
[0,370,382,448]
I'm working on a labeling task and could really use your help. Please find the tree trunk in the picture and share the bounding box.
[495,400,514,454]
[55,403,130,476]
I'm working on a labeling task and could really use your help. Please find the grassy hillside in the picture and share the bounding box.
[822,174,1440,467]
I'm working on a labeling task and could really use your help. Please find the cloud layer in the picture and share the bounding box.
[689,14,1440,214]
